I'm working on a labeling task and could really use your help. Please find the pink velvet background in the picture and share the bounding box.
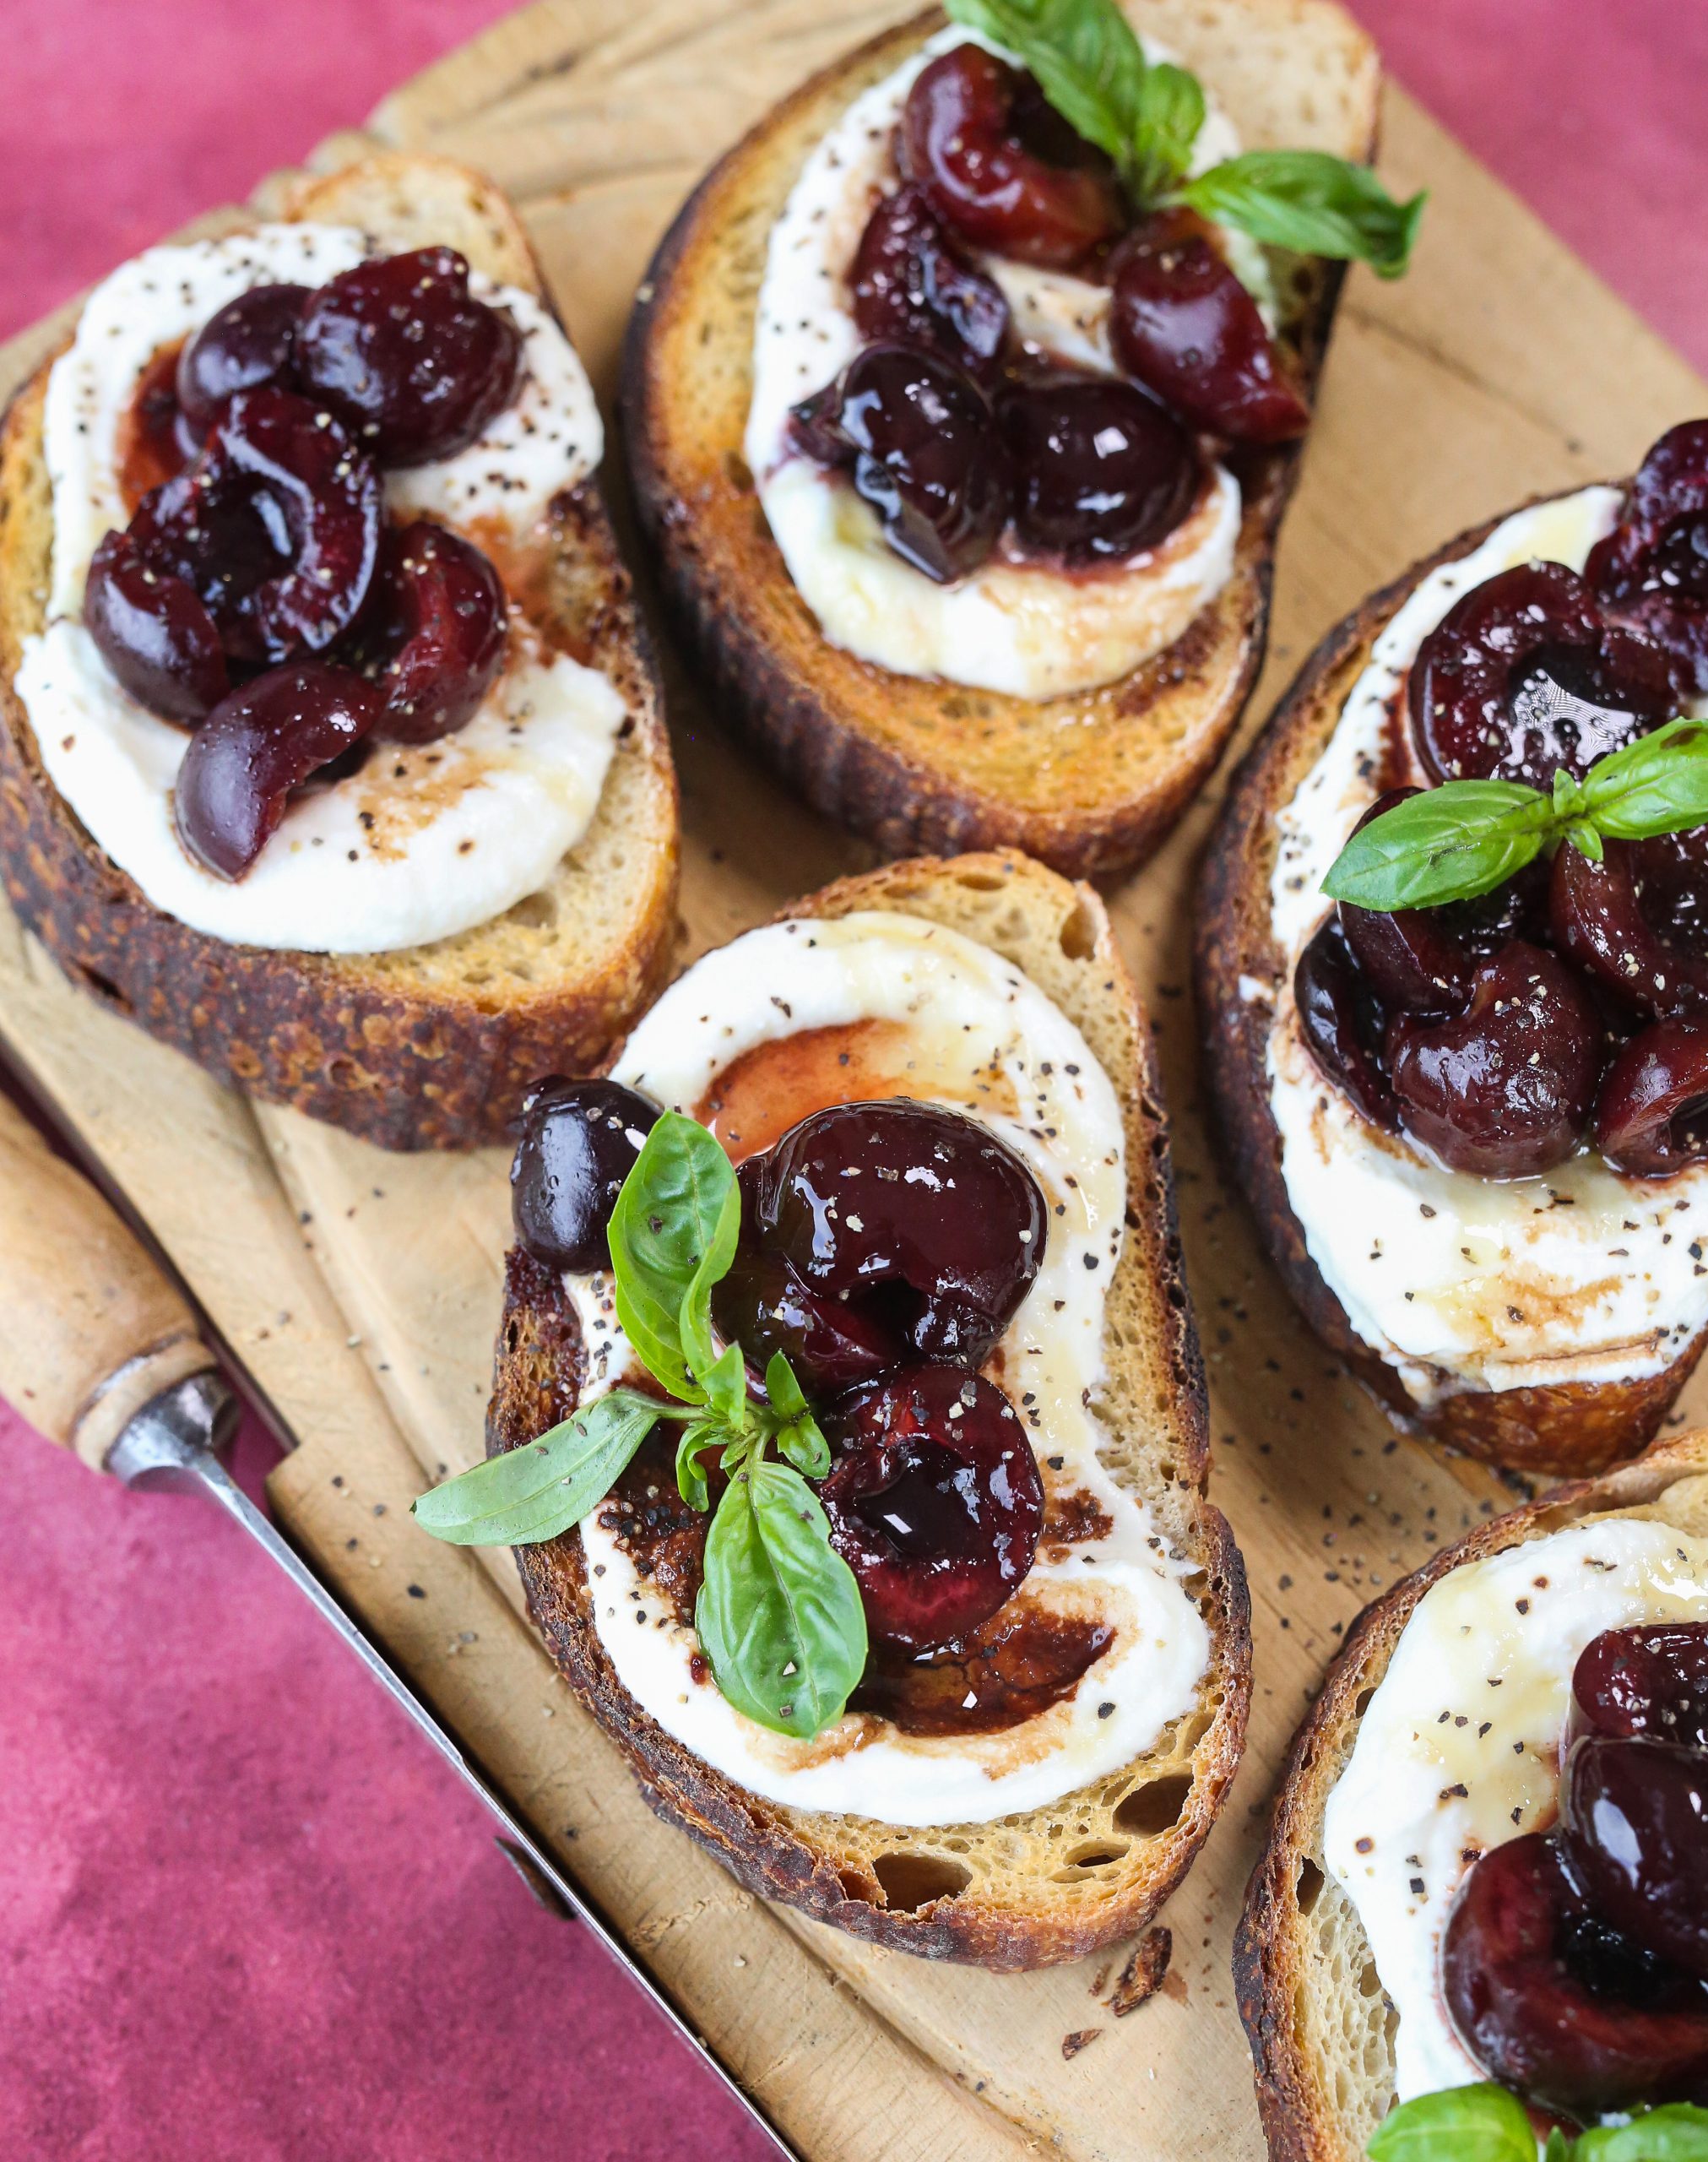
[3,3,1704,2156]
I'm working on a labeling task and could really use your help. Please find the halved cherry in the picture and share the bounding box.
[176,283,310,435]
[1560,1736,1708,1982]
[83,528,229,723]
[1109,209,1309,443]
[1294,914,1396,1128]
[1572,1623,1708,1750]
[1337,790,1478,1016]
[1442,1833,1708,2117]
[998,376,1200,562]
[1551,838,1708,1018]
[1593,1015,1708,1175]
[1408,562,1673,787]
[174,661,381,879]
[1588,421,1708,696]
[296,247,523,467]
[353,520,507,743]
[897,45,1125,269]
[851,182,1010,383]
[510,1078,659,1274]
[820,1361,1044,1649]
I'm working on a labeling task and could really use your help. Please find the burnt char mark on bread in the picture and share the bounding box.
[1234,1428,1708,2162]
[485,849,1251,1967]
[1193,503,1708,1474]
[0,155,679,1151]
[621,3,1377,879]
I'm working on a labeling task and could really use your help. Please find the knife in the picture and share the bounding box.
[0,1081,797,2162]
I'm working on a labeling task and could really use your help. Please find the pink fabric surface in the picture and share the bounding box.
[3,3,1704,2157]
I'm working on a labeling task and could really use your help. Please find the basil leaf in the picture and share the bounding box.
[1542,2133,1572,2162]
[1181,149,1425,276]
[1321,780,1553,910]
[1131,59,1206,195]
[1576,2105,1708,2160]
[1367,2084,1536,2162]
[1581,715,1708,839]
[945,0,1147,171]
[697,1458,867,1739]
[609,1111,739,1402]
[675,1421,727,1513]
[763,1352,830,1475]
[412,1388,662,1546]
[699,1340,751,1432]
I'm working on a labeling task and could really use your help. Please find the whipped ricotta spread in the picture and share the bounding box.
[1322,1510,1708,2102]
[19,224,627,954]
[565,911,1212,1824]
[1265,486,1708,1409]
[744,28,1247,701]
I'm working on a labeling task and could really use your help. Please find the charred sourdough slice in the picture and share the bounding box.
[621,1,1380,880]
[0,153,678,1151]
[1235,1428,1708,2162]
[487,849,1250,1967]
[1194,508,1708,1475]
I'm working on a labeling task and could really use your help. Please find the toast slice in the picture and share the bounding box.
[0,152,679,1152]
[1234,1426,1708,2162]
[485,848,1250,1967]
[622,1,1380,879]
[1195,502,1708,1476]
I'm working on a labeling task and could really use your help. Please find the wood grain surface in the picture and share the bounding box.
[2,3,1705,2155]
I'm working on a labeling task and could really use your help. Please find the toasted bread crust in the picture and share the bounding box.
[487,849,1250,1967]
[1194,501,1707,1475]
[1234,1427,1708,2161]
[621,6,1372,880]
[0,156,679,1151]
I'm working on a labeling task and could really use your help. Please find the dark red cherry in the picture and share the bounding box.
[850,182,1009,383]
[1572,1623,1708,1751]
[1409,561,1674,787]
[791,345,1009,583]
[1442,1832,1708,2117]
[1628,823,1708,948]
[1386,941,1602,1176]
[510,1078,660,1274]
[897,45,1124,269]
[353,520,507,744]
[1551,838,1708,1019]
[1588,421,1708,696]
[173,661,381,879]
[1294,913,1395,1127]
[176,283,310,434]
[998,377,1199,562]
[1109,209,1309,444]
[130,387,382,665]
[296,247,523,467]
[1593,1016,1708,1175]
[745,1100,1046,1370]
[1337,790,1477,1015]
[820,1362,1044,1649]
[713,1246,898,1399]
[1560,1736,1708,1982]
[83,528,229,723]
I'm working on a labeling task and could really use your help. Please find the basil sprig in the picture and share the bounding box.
[943,0,1423,274]
[1369,2088,1708,2162]
[1322,720,1708,913]
[412,1111,867,1740]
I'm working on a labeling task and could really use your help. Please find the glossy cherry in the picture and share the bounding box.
[129,387,382,666]
[1385,941,1602,1176]
[510,1078,660,1274]
[83,528,229,723]
[173,661,381,879]
[742,1099,1046,1371]
[1409,561,1673,788]
[296,247,523,466]
[793,345,1009,583]
[1572,1623,1708,1751]
[1294,913,1395,1127]
[175,283,310,435]
[1593,1016,1708,1176]
[1551,838,1708,1018]
[999,377,1199,562]
[1560,1736,1708,1983]
[897,45,1124,269]
[1109,209,1309,443]
[1337,790,1477,1015]
[850,182,1010,383]
[1588,421,1708,695]
[819,1361,1044,1649]
[1441,1832,1708,2117]
[354,520,507,743]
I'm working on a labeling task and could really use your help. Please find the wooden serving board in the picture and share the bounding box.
[4,4,1707,2155]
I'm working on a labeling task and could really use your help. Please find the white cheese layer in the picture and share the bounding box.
[22,224,625,955]
[744,29,1244,701]
[1322,1513,1708,2103]
[1266,486,1708,1407]
[568,912,1212,1826]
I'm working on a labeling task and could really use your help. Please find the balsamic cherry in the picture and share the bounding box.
[1294,913,1396,1128]
[355,520,508,743]
[1337,790,1477,1016]
[1572,1623,1708,1751]
[510,1078,660,1274]
[83,528,229,723]
[1593,1016,1708,1176]
[1560,1736,1708,1983]
[176,283,310,435]
[850,182,1009,383]
[1588,421,1708,696]
[999,377,1199,562]
[1550,838,1708,1019]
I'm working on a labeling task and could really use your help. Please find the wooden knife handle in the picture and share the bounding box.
[0,1088,215,1470]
